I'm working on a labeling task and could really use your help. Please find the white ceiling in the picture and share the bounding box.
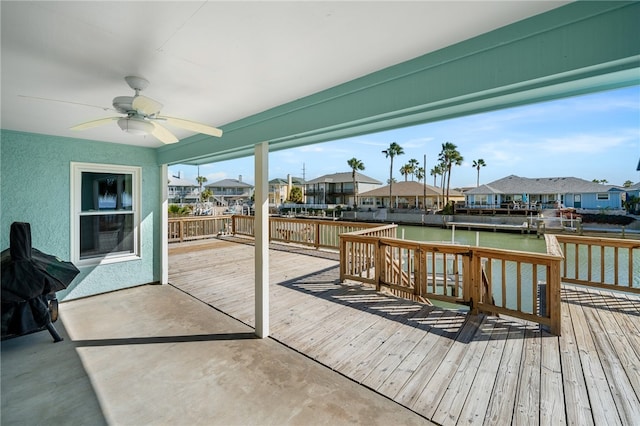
[1,1,568,148]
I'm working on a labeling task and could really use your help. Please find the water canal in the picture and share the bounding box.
[396,225,639,310]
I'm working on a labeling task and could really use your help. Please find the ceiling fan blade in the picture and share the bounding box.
[20,95,114,112]
[159,116,223,138]
[151,122,179,144]
[132,95,163,116]
[70,117,118,131]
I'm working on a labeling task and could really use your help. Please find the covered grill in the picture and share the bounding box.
[1,222,79,342]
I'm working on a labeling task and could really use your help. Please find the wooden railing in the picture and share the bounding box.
[168,216,232,243]
[551,234,640,294]
[340,227,563,335]
[231,215,385,250]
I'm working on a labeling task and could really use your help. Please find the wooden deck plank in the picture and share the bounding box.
[168,238,640,426]
[540,334,566,426]
[357,305,435,387]
[408,315,484,417]
[513,328,541,425]
[483,324,526,426]
[455,319,511,426]
[581,289,640,423]
[432,316,497,425]
[558,287,593,426]
[374,310,463,398]
[566,289,623,426]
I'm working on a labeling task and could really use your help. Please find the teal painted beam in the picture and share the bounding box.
[158,1,640,166]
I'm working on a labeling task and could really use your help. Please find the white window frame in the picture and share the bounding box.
[70,162,141,266]
[596,193,609,200]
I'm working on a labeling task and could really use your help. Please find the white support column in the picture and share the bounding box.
[254,142,269,338]
[160,164,169,285]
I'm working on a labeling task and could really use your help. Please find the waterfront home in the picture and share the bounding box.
[205,177,254,206]
[168,173,200,204]
[464,175,625,213]
[626,182,640,214]
[269,175,306,207]
[358,180,464,210]
[305,172,382,206]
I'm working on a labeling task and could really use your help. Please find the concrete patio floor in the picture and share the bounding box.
[1,283,432,425]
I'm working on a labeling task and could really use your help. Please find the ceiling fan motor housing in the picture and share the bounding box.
[113,96,134,114]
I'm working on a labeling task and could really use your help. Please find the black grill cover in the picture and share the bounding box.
[1,222,79,338]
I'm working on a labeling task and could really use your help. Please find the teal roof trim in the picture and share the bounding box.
[157,2,640,166]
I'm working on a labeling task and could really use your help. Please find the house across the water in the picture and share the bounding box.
[464,175,625,213]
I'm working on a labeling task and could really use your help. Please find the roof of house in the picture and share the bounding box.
[465,175,622,195]
[168,175,196,187]
[305,172,382,185]
[359,181,463,197]
[269,177,306,185]
[205,179,254,189]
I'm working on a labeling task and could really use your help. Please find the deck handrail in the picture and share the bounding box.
[168,216,232,243]
[550,234,640,294]
[340,230,563,335]
[231,215,387,250]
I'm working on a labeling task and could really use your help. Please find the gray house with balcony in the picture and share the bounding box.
[305,172,382,206]
[465,175,625,212]
[205,177,254,205]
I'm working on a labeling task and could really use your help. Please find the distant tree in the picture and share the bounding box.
[400,164,412,181]
[592,179,609,184]
[430,164,444,209]
[196,176,208,192]
[472,159,486,187]
[387,178,397,184]
[382,142,404,208]
[430,165,442,187]
[200,188,213,202]
[407,158,420,180]
[623,180,633,188]
[438,142,463,207]
[415,166,425,183]
[347,157,365,207]
[287,186,303,203]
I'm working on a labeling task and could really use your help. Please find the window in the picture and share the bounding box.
[597,193,609,200]
[71,162,141,265]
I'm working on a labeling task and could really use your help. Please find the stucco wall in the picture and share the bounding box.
[1,130,162,300]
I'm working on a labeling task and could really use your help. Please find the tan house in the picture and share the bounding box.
[358,181,464,210]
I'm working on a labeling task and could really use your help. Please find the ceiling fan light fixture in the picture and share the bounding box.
[118,117,154,136]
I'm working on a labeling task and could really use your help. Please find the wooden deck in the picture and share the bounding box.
[168,237,640,425]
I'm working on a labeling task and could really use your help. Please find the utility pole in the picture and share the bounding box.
[423,154,427,214]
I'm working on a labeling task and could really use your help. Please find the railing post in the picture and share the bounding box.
[549,260,562,336]
[376,239,383,292]
[315,222,321,249]
[339,236,346,282]
[465,250,480,315]
[180,218,185,243]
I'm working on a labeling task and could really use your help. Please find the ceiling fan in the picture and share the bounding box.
[70,76,222,144]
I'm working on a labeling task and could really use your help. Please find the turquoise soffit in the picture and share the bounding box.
[157,1,640,166]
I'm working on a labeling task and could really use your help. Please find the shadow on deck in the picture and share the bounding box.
[169,237,640,425]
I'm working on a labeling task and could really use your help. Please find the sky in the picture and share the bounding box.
[169,85,640,189]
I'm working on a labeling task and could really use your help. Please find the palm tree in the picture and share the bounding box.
[438,142,463,207]
[430,165,442,187]
[196,175,208,202]
[347,157,365,208]
[196,175,207,191]
[415,166,425,182]
[407,158,420,181]
[400,164,412,181]
[472,158,486,187]
[382,142,404,209]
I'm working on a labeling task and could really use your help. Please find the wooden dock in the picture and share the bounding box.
[169,237,640,425]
